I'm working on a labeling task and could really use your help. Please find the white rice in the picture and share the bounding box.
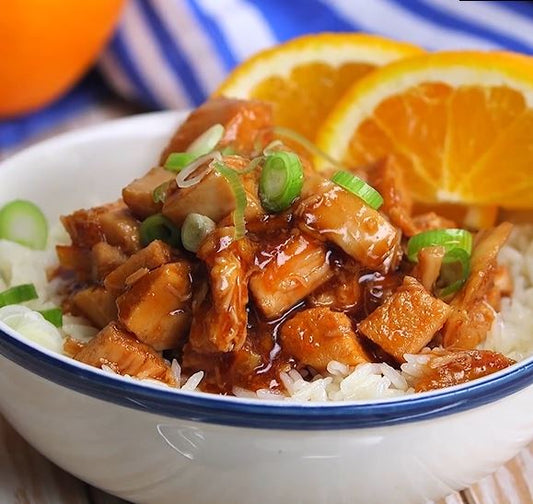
[0,225,531,401]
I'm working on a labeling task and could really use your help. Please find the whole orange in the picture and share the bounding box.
[0,0,125,118]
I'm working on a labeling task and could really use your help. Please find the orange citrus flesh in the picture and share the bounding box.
[0,0,125,117]
[215,33,423,140]
[316,51,533,209]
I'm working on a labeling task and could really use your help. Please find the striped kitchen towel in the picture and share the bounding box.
[3,0,533,151]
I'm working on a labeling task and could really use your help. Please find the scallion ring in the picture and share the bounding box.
[214,162,247,240]
[152,181,171,204]
[0,200,48,250]
[181,213,216,253]
[139,214,180,248]
[175,151,222,189]
[164,152,198,173]
[331,171,384,210]
[38,307,63,327]
[262,139,284,156]
[186,124,225,156]
[436,248,471,298]
[0,283,38,308]
[407,229,473,263]
[259,151,304,213]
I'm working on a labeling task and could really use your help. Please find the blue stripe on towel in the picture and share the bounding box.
[108,31,163,109]
[136,0,207,105]
[186,0,238,71]
[246,0,359,41]
[400,0,533,54]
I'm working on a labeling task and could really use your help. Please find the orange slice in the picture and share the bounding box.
[215,33,423,141]
[316,51,533,209]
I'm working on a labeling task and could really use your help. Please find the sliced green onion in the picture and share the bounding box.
[331,171,384,210]
[0,284,38,307]
[240,156,264,174]
[221,146,237,156]
[176,152,221,188]
[38,308,63,327]
[262,139,284,155]
[214,162,247,240]
[164,152,197,172]
[407,229,473,263]
[0,200,48,250]
[436,248,471,298]
[273,126,346,170]
[181,213,216,253]
[259,152,304,213]
[152,181,171,204]
[186,123,225,156]
[140,214,180,248]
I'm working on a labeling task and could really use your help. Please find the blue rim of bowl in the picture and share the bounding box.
[2,326,533,430]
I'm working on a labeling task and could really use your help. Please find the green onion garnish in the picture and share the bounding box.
[259,152,304,213]
[139,214,180,248]
[38,308,63,327]
[0,284,38,307]
[152,181,171,204]
[214,162,247,240]
[186,123,225,156]
[436,248,471,298]
[164,152,197,172]
[0,200,48,250]
[181,213,216,253]
[407,229,473,263]
[331,171,384,210]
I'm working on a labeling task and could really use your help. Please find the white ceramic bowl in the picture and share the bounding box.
[1,112,533,504]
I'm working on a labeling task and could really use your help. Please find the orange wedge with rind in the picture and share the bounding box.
[215,33,423,140]
[316,51,533,209]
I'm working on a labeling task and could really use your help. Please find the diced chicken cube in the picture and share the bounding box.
[116,262,192,351]
[122,166,175,219]
[188,228,254,353]
[296,178,401,272]
[411,349,515,392]
[358,276,451,362]
[369,157,418,236]
[104,240,172,295]
[250,233,333,319]
[72,286,118,329]
[443,223,513,349]
[91,242,127,281]
[56,245,92,281]
[159,97,273,163]
[61,200,141,254]
[75,322,175,385]
[163,155,263,227]
[280,307,370,372]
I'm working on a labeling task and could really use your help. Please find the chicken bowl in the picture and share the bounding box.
[1,107,533,504]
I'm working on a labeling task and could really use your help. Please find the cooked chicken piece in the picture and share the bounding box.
[411,348,515,392]
[410,212,456,233]
[411,246,446,293]
[307,261,362,312]
[104,240,172,295]
[188,228,254,353]
[61,200,140,254]
[486,265,513,311]
[72,286,118,329]
[122,166,175,219]
[91,242,127,281]
[159,97,273,163]
[280,307,370,372]
[117,262,192,351]
[443,222,513,349]
[250,232,333,319]
[369,157,418,236]
[56,245,92,281]
[358,276,451,362]
[163,155,263,227]
[75,322,175,385]
[296,177,401,272]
